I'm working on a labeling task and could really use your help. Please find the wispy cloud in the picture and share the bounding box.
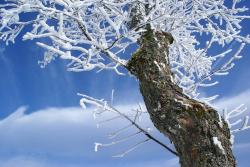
[0,106,176,167]
[0,45,7,61]
[234,142,250,150]
[0,44,6,59]
[214,89,250,112]
[1,88,250,167]
[0,156,61,167]
[0,156,179,167]
[0,46,5,55]
[0,107,97,158]
[131,158,179,167]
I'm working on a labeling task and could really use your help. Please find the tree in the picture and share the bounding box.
[0,0,249,166]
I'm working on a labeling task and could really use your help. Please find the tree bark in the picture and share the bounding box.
[126,26,236,167]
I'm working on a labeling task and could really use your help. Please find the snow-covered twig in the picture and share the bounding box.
[221,104,250,144]
[78,93,178,156]
[0,1,249,92]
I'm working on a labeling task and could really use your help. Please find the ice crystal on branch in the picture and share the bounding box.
[0,0,249,98]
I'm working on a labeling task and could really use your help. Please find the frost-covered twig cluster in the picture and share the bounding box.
[0,0,249,99]
[1,0,134,74]
[224,104,250,133]
[78,93,178,157]
[219,104,250,144]
[167,0,250,99]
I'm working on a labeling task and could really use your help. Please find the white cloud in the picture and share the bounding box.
[0,106,176,167]
[0,107,97,158]
[115,158,179,167]
[0,156,179,167]
[2,88,250,167]
[0,156,56,167]
[234,142,250,150]
[214,89,250,111]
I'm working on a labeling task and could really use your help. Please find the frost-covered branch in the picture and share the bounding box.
[78,93,178,157]
[0,0,249,98]
[218,104,250,144]
[0,0,132,74]
[223,105,250,132]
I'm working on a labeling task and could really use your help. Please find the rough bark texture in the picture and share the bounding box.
[126,27,236,167]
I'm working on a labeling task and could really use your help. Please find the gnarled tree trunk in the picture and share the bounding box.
[126,27,236,167]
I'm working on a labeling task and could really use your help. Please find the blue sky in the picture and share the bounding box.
[1,2,250,167]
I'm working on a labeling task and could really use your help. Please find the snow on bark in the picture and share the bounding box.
[213,137,225,154]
